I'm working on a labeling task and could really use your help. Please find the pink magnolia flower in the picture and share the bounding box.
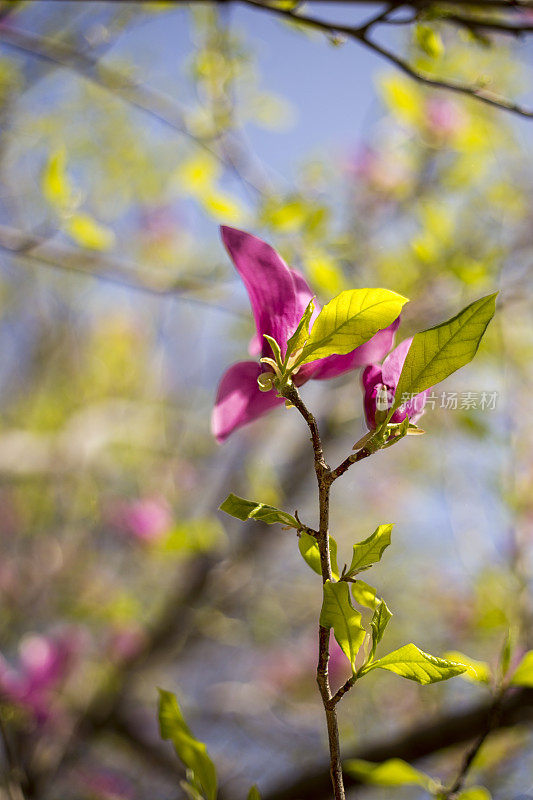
[362,337,430,430]
[425,97,464,139]
[0,630,80,724]
[111,496,172,544]
[212,227,400,442]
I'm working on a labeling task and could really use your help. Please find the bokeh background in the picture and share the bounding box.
[0,2,532,799]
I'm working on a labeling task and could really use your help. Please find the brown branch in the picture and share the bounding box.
[280,382,345,799]
[238,0,533,120]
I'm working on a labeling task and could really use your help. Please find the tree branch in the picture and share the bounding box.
[262,687,533,800]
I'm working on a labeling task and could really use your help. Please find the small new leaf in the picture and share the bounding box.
[247,786,261,800]
[346,524,393,576]
[393,293,497,409]
[263,334,283,368]
[286,298,315,359]
[298,531,339,580]
[320,580,366,672]
[344,758,438,792]
[370,599,393,660]
[361,643,467,684]
[158,689,217,800]
[510,650,533,687]
[219,493,298,529]
[297,288,407,365]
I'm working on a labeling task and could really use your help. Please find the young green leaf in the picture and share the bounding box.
[286,298,315,358]
[444,651,491,684]
[456,788,492,800]
[219,493,298,529]
[361,644,467,684]
[158,689,217,800]
[346,524,393,576]
[298,531,339,580]
[393,293,497,408]
[263,334,283,368]
[247,786,261,800]
[510,650,533,687]
[297,288,407,365]
[369,599,393,660]
[344,758,438,791]
[320,580,366,672]
[350,580,379,610]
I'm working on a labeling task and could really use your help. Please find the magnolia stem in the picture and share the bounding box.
[282,383,346,800]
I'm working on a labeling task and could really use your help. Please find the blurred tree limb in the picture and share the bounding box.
[262,687,533,800]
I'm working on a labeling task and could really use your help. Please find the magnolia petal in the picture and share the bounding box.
[221,227,311,355]
[211,361,284,442]
[382,336,413,386]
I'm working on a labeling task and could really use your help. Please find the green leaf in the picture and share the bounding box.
[158,689,217,800]
[263,334,283,367]
[346,524,393,576]
[500,628,514,678]
[247,786,261,800]
[510,650,533,687]
[370,599,393,659]
[298,531,339,580]
[219,494,298,529]
[344,758,437,791]
[297,288,407,365]
[415,24,444,59]
[456,788,492,800]
[320,580,366,671]
[361,644,467,684]
[393,294,497,409]
[286,298,315,359]
[444,651,491,684]
[350,580,379,610]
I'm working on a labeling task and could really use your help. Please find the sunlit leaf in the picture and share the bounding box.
[298,531,339,580]
[158,689,217,800]
[415,24,444,59]
[510,650,533,687]
[319,580,365,671]
[370,599,393,659]
[286,299,315,358]
[66,212,116,251]
[394,294,497,408]
[202,190,245,224]
[361,643,467,684]
[456,788,492,800]
[444,651,492,684]
[219,493,298,529]
[344,758,437,791]
[42,148,75,211]
[346,524,393,576]
[350,580,379,610]
[297,289,407,366]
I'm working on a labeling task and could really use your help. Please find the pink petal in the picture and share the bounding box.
[211,361,284,442]
[220,227,313,355]
[311,319,400,381]
[382,336,413,386]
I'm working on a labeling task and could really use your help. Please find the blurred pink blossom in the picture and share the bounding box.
[351,145,411,194]
[107,625,147,663]
[425,97,465,139]
[77,769,135,800]
[0,629,81,724]
[110,496,172,544]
